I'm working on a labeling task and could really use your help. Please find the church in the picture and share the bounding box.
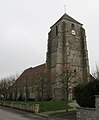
[10,13,90,101]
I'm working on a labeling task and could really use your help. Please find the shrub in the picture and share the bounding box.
[17,95,23,101]
[27,98,35,101]
[74,80,99,108]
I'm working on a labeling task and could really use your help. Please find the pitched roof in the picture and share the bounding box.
[23,63,45,75]
[51,13,82,28]
[12,63,45,87]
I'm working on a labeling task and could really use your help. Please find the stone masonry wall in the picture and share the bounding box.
[0,101,39,113]
[76,95,99,120]
[77,107,96,120]
[46,14,90,100]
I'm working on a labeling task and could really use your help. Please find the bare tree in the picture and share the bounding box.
[92,64,99,79]
[8,74,20,100]
[56,69,78,112]
[14,81,18,101]
[17,75,29,101]
[25,77,29,102]
[0,74,19,100]
[36,73,47,104]
[36,72,51,107]
[0,79,8,99]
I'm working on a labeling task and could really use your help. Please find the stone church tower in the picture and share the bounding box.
[46,13,90,100]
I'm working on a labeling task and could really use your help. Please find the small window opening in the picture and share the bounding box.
[74,69,76,73]
[71,24,75,29]
[56,26,58,36]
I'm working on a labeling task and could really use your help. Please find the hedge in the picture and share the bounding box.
[73,80,99,108]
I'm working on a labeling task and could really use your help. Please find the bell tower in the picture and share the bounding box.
[46,13,90,100]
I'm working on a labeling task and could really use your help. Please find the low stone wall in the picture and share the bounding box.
[77,107,96,120]
[76,95,99,120]
[0,101,39,113]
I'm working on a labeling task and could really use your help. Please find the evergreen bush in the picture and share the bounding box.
[74,80,99,108]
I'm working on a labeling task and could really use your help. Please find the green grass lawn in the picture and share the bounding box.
[1,100,73,112]
[14,100,72,112]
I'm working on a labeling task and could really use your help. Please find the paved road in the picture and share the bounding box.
[0,106,70,120]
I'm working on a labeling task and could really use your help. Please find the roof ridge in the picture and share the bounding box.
[51,13,82,28]
[62,13,82,25]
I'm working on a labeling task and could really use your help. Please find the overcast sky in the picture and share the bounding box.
[0,0,99,79]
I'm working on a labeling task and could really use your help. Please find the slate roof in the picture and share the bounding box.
[51,13,82,28]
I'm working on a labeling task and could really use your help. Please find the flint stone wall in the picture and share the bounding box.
[77,95,99,120]
[0,101,39,113]
[77,107,95,120]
